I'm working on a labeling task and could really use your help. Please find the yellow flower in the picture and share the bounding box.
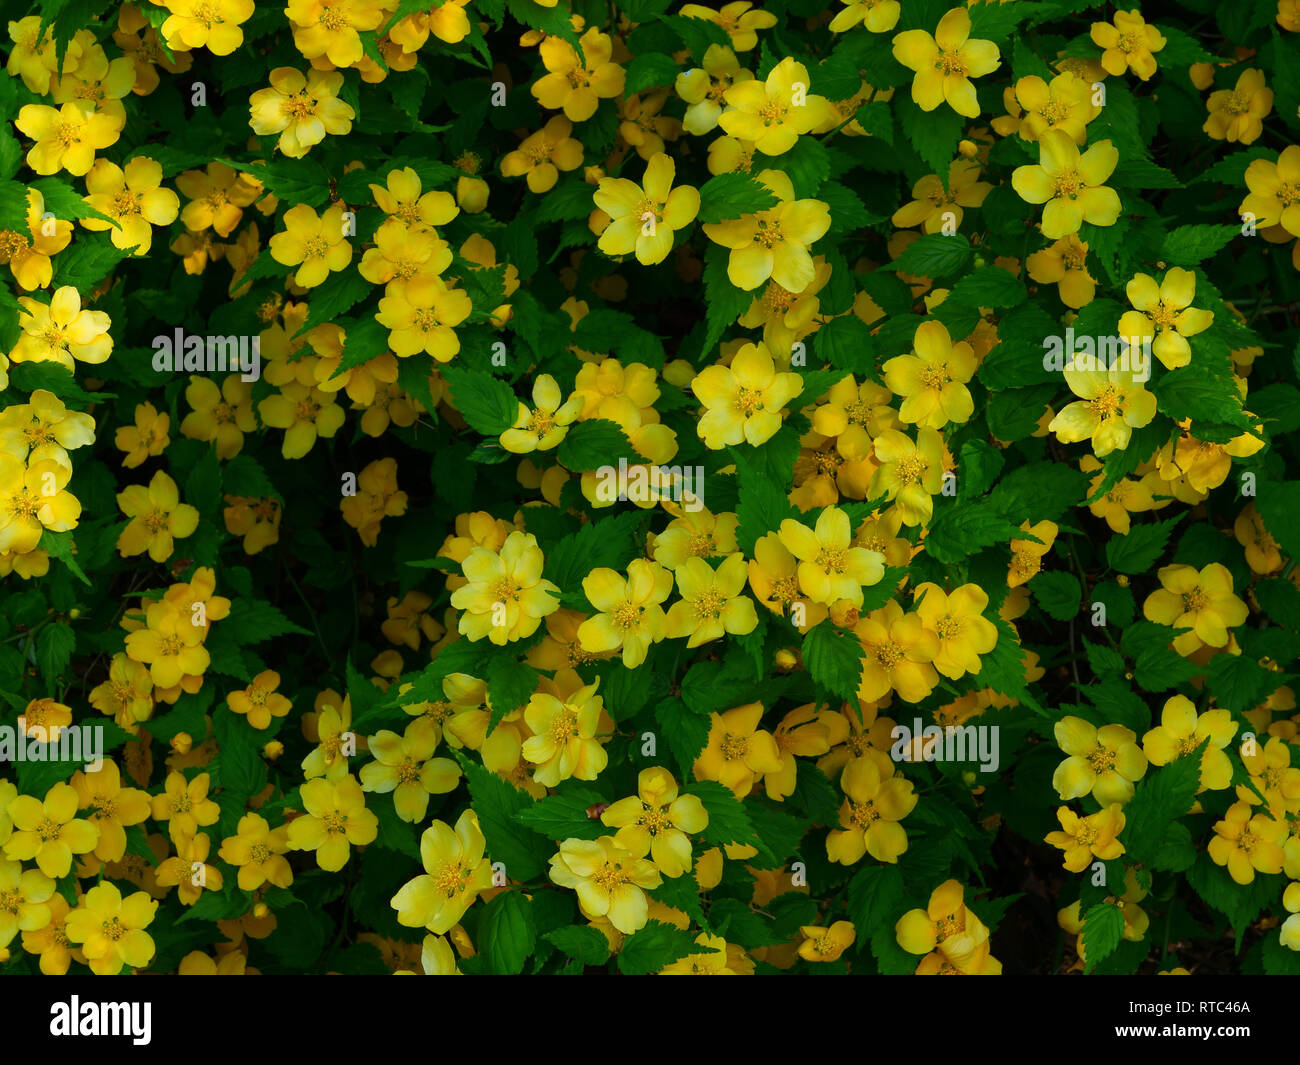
[891,159,992,234]
[1026,234,1096,309]
[125,601,211,689]
[70,761,151,864]
[218,813,293,891]
[269,202,354,288]
[150,771,220,842]
[181,375,257,458]
[1012,129,1120,239]
[116,470,199,562]
[665,554,759,646]
[7,16,76,94]
[249,67,355,157]
[913,582,998,679]
[391,810,494,933]
[359,218,452,290]
[521,677,608,787]
[868,427,945,526]
[286,0,383,66]
[340,457,408,547]
[1013,72,1100,144]
[449,529,561,645]
[830,0,899,33]
[155,831,224,905]
[257,381,346,459]
[3,783,100,878]
[892,8,1001,118]
[1235,503,1283,575]
[679,2,776,51]
[577,558,674,667]
[1090,9,1166,81]
[717,57,830,156]
[798,920,856,962]
[895,880,993,973]
[376,274,472,360]
[64,881,158,975]
[1048,361,1157,456]
[0,455,81,554]
[371,165,459,232]
[593,152,700,266]
[89,653,155,732]
[693,702,783,798]
[883,320,977,428]
[548,836,662,934]
[1282,883,1300,951]
[1142,563,1249,656]
[1045,803,1126,872]
[854,600,941,703]
[1143,695,1237,793]
[827,751,917,863]
[500,374,584,452]
[1117,268,1214,371]
[0,857,54,951]
[675,45,754,135]
[114,402,169,468]
[159,0,255,54]
[11,286,113,370]
[1052,716,1148,805]
[1204,68,1272,144]
[15,101,120,176]
[702,169,831,290]
[600,768,708,878]
[1238,737,1300,817]
[501,116,585,193]
[0,189,73,290]
[1241,146,1300,238]
[1208,802,1286,884]
[360,722,461,822]
[1079,455,1154,535]
[80,155,179,254]
[176,162,262,236]
[287,774,378,871]
[778,506,884,608]
[227,670,293,730]
[531,27,625,121]
[1007,519,1057,587]
[691,340,804,448]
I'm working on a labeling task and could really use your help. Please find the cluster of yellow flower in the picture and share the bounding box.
[2,0,1299,979]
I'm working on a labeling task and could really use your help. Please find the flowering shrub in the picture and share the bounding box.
[1,0,1300,978]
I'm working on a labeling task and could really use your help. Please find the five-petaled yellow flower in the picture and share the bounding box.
[892,8,1001,119]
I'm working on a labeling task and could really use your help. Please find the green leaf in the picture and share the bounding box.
[654,697,711,778]
[228,599,311,642]
[1104,514,1182,574]
[544,925,610,966]
[897,96,963,178]
[812,313,876,377]
[883,233,975,279]
[1081,902,1125,973]
[1132,643,1199,693]
[925,500,1025,564]
[294,268,372,337]
[802,621,864,703]
[697,173,778,225]
[1256,482,1300,570]
[1160,224,1238,265]
[778,136,831,198]
[441,366,519,435]
[486,656,539,730]
[1121,742,1203,865]
[212,707,269,798]
[480,890,536,975]
[514,785,608,841]
[456,751,548,881]
[556,418,647,472]
[700,242,752,356]
[617,919,699,974]
[37,623,76,689]
[624,52,680,95]
[686,780,766,857]
[1206,654,1282,713]
[948,265,1027,309]
[1031,571,1081,621]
